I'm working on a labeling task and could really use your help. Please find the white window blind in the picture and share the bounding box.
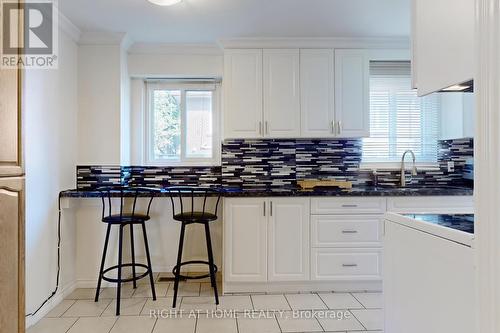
[362,61,440,164]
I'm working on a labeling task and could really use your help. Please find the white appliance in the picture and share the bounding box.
[384,212,475,333]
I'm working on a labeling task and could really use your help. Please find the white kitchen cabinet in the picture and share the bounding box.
[223,49,263,138]
[263,49,301,137]
[311,248,382,281]
[384,217,475,333]
[268,198,310,281]
[300,49,335,137]
[439,92,475,140]
[334,49,370,137]
[224,197,309,283]
[224,198,267,282]
[412,0,474,96]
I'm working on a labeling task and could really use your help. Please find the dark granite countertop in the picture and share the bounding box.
[60,185,473,198]
[403,214,474,234]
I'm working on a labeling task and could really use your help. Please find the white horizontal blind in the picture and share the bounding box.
[362,61,440,163]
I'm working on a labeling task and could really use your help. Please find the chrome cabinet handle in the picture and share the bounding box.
[265,121,269,135]
[270,201,273,216]
[263,202,266,216]
[342,263,358,267]
[331,120,335,134]
[342,230,358,234]
[341,204,358,208]
[259,121,262,135]
[337,121,342,134]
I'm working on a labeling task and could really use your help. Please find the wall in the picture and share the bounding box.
[24,28,79,326]
[77,42,123,164]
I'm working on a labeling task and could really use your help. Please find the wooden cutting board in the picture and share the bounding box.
[297,179,352,190]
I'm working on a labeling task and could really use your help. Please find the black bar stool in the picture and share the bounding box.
[165,186,222,308]
[94,186,158,315]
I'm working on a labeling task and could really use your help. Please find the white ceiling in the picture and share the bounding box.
[60,0,410,44]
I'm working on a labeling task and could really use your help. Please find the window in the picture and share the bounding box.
[145,81,220,166]
[362,61,440,166]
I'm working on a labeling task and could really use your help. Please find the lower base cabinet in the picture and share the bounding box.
[224,197,310,283]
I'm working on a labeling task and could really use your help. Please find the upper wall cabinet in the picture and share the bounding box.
[300,49,335,137]
[224,49,263,139]
[334,49,370,138]
[223,48,371,139]
[263,49,301,138]
[412,0,474,96]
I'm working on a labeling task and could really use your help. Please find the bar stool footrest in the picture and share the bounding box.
[102,263,151,283]
[172,260,218,280]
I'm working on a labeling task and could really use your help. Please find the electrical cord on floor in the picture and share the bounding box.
[25,192,62,317]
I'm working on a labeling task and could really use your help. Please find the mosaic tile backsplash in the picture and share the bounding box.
[76,138,473,190]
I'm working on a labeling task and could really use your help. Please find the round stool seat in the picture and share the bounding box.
[173,211,217,223]
[102,214,150,224]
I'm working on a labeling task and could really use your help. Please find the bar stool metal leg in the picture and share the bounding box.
[204,223,219,305]
[130,224,137,289]
[172,222,186,308]
[141,221,157,300]
[116,224,124,316]
[95,224,111,302]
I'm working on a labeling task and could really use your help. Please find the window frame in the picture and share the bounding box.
[359,54,441,170]
[144,81,221,167]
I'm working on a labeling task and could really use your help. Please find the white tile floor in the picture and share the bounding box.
[28,273,384,333]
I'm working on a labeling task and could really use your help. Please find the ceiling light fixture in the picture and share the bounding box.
[147,0,182,6]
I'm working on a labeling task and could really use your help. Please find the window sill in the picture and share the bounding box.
[359,162,441,171]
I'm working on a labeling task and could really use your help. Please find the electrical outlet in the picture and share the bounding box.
[447,161,455,172]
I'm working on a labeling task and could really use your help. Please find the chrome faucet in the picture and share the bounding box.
[400,150,418,187]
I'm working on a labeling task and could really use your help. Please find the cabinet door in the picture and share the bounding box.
[0,67,22,176]
[0,179,24,333]
[224,49,263,139]
[263,49,301,138]
[300,49,335,137]
[268,198,310,281]
[224,198,267,282]
[413,0,474,96]
[334,49,370,138]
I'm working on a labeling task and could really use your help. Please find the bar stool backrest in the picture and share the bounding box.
[164,186,222,220]
[97,186,157,221]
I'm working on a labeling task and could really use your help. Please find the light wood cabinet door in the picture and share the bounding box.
[224,198,267,282]
[223,49,263,139]
[268,198,310,281]
[0,67,22,176]
[334,49,370,138]
[0,178,25,333]
[263,49,301,138]
[300,49,335,137]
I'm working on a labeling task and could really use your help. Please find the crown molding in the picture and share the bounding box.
[217,37,410,50]
[128,43,223,55]
[57,10,81,42]
[78,32,129,46]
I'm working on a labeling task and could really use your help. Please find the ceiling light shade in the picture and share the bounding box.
[147,0,182,6]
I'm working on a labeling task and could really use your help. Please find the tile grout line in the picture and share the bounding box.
[107,317,119,333]
[149,317,158,333]
[63,317,80,333]
[347,309,367,331]
[315,292,330,310]
[349,293,367,310]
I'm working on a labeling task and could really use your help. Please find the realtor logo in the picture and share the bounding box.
[1,0,58,68]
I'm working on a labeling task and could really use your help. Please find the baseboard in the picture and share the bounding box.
[223,280,383,294]
[25,280,78,328]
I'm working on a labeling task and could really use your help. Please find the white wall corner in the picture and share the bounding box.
[58,11,81,43]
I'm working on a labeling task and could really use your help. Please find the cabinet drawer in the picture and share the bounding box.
[311,215,383,248]
[311,197,386,215]
[387,196,473,214]
[311,248,382,281]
